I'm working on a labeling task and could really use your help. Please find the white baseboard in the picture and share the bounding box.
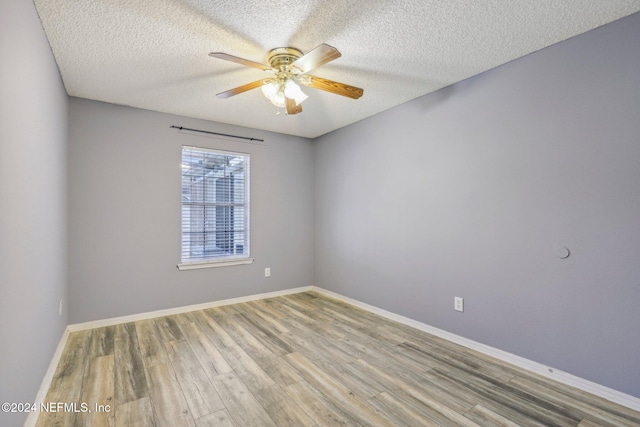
[24,329,70,427]
[311,286,640,413]
[67,286,313,331]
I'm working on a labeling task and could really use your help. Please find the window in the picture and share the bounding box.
[179,146,251,269]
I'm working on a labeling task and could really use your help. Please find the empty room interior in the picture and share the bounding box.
[2,1,640,426]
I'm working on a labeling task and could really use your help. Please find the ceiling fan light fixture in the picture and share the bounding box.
[267,90,286,108]
[271,94,286,108]
[261,81,278,99]
[284,80,308,106]
[261,81,285,107]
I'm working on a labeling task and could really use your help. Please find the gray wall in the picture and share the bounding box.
[314,12,640,398]
[0,0,69,425]
[68,98,314,323]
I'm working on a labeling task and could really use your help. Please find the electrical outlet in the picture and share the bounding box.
[454,297,464,312]
[265,267,271,277]
[59,299,63,316]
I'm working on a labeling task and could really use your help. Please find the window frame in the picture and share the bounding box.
[177,145,252,270]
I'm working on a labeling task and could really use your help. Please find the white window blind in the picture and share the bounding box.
[180,146,250,266]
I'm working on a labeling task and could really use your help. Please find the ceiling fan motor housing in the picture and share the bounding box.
[268,47,303,70]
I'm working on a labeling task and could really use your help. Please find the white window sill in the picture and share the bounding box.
[177,258,254,271]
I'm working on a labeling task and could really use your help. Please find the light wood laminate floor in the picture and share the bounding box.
[36,292,640,426]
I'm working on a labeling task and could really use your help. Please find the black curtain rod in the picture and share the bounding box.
[170,125,264,142]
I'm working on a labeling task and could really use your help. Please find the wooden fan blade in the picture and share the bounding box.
[216,79,269,98]
[209,52,272,71]
[299,75,363,99]
[291,44,341,74]
[285,97,303,115]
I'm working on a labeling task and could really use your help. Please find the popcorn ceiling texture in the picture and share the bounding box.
[33,0,640,138]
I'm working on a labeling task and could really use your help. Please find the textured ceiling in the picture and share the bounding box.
[34,0,640,138]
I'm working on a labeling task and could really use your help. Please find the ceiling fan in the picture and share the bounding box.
[209,43,364,115]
